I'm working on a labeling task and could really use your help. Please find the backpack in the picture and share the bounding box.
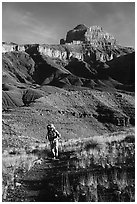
[48,129,58,141]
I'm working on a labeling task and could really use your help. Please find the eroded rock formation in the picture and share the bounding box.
[66,24,116,46]
[2,42,25,53]
[2,24,134,63]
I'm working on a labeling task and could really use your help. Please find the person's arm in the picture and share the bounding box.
[56,130,61,138]
[46,132,49,140]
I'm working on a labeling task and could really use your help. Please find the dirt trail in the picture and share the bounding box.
[2,128,135,201]
[15,156,135,202]
[7,128,133,201]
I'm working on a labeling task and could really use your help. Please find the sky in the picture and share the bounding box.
[2,2,135,47]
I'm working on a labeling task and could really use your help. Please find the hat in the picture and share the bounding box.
[47,124,55,129]
[50,124,55,129]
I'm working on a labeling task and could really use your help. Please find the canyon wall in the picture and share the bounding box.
[2,25,134,63]
[2,44,25,53]
[1,43,120,63]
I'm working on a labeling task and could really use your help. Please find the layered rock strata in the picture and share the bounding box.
[2,24,134,63]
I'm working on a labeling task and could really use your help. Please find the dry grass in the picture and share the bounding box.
[60,127,134,153]
[2,128,135,201]
[2,153,39,201]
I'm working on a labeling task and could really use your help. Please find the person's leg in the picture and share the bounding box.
[55,140,59,158]
[52,148,56,158]
[50,142,55,158]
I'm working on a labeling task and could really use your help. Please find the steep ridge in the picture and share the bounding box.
[2,51,35,84]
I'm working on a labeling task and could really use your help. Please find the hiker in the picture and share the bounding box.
[46,124,61,159]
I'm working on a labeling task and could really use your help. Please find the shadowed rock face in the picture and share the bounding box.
[107,52,135,85]
[66,24,87,43]
[65,58,97,79]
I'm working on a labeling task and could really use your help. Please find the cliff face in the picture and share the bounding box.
[65,25,134,62]
[2,43,25,53]
[25,44,84,61]
[66,25,116,46]
[2,43,133,64]
[2,24,134,63]
[2,43,84,61]
[38,45,67,60]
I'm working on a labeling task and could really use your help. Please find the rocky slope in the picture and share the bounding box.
[2,24,135,150]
